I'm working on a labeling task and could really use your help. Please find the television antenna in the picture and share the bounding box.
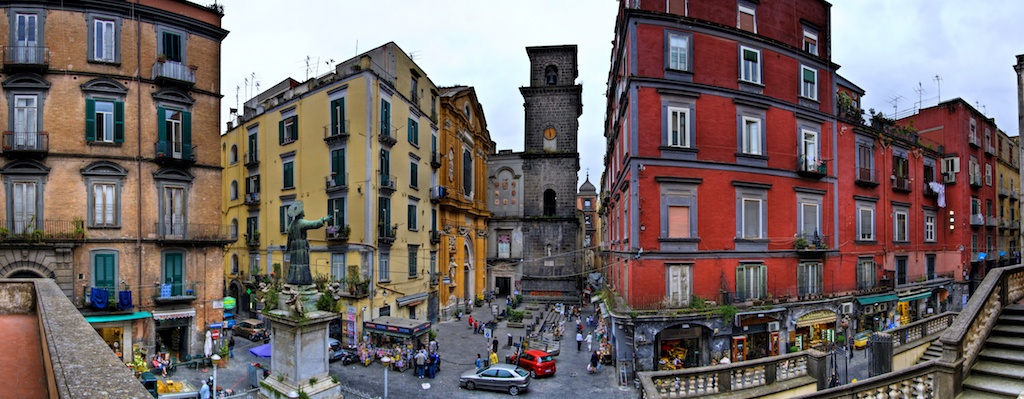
[933,75,943,102]
[888,94,905,118]
[913,82,926,112]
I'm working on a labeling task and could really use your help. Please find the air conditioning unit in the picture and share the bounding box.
[943,171,956,184]
[767,321,780,332]
[862,305,875,315]
[876,303,888,313]
[841,302,854,315]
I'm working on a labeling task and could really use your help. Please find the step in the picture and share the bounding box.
[971,360,1024,380]
[979,348,1024,363]
[962,375,1024,397]
[984,336,1024,349]
[991,324,1024,335]
[1002,304,1024,312]
[997,314,1024,325]
[956,388,1017,399]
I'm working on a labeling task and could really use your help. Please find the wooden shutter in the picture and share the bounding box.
[798,264,807,296]
[181,111,191,156]
[736,265,746,301]
[85,99,96,142]
[668,205,690,238]
[278,119,285,144]
[327,199,335,226]
[156,107,167,141]
[280,205,286,233]
[331,98,344,135]
[114,101,125,143]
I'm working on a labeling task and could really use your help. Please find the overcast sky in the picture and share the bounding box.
[219,1,1024,194]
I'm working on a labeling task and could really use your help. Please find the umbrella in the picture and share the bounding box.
[249,342,272,358]
[204,330,213,358]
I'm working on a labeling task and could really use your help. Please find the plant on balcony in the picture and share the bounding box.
[0,227,8,240]
[156,54,167,62]
[73,217,86,239]
[794,236,809,250]
[189,64,199,71]
[717,305,738,325]
[31,229,44,243]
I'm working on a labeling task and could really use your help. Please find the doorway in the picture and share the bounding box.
[496,277,511,298]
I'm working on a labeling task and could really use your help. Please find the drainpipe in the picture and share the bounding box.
[132,1,144,319]
[1014,55,1024,263]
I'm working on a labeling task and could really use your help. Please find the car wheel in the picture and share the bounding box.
[466,381,475,390]
[509,385,520,396]
[529,370,537,379]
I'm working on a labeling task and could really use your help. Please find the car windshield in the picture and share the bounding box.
[253,323,264,329]
[330,342,341,351]
[514,367,529,377]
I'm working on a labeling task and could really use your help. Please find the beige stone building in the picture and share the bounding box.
[0,1,228,362]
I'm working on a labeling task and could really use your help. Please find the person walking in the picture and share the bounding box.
[228,336,235,359]
[415,349,427,378]
[199,379,211,399]
[589,350,600,374]
[492,338,499,354]
[585,332,593,352]
[468,314,474,330]
[576,331,584,351]
[489,350,499,368]
[475,353,484,371]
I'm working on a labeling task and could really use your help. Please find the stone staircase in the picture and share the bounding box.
[917,340,943,364]
[958,304,1024,398]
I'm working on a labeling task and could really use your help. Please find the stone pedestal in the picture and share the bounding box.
[258,297,342,399]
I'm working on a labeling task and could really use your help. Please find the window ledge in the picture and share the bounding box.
[854,240,877,245]
[735,152,768,160]
[87,59,121,67]
[89,225,121,230]
[87,141,123,147]
[378,280,391,284]
[735,238,769,243]
[659,146,698,153]
[659,237,700,243]
[280,139,297,146]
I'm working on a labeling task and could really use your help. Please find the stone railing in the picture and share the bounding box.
[639,350,825,398]
[794,360,937,399]
[889,312,956,350]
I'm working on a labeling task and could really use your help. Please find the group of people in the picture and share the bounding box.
[413,348,441,379]
[151,354,171,377]
[474,350,500,372]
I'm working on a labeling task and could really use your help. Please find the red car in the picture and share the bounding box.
[509,349,556,378]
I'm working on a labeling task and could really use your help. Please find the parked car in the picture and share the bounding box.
[460,363,531,396]
[328,338,358,364]
[509,349,556,378]
[233,319,267,341]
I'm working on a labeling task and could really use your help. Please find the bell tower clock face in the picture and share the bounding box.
[544,127,557,140]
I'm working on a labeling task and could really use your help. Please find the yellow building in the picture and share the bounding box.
[435,86,493,315]
[996,130,1020,263]
[0,1,229,362]
[222,42,441,345]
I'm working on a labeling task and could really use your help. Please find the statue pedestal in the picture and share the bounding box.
[259,309,342,399]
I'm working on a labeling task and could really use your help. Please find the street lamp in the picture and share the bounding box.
[380,356,393,399]
[211,354,221,398]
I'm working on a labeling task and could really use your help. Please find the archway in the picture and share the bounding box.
[0,261,55,279]
[463,239,475,303]
[655,323,712,368]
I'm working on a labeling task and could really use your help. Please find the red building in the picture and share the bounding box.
[600,0,967,372]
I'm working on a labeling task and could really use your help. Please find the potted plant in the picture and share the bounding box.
[794,236,809,250]
[217,344,229,366]
[188,64,199,72]
[156,54,167,63]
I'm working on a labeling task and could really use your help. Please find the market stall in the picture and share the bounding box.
[793,310,837,351]
[655,323,706,370]
[360,317,432,371]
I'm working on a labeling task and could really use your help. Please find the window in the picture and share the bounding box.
[924,211,936,242]
[800,66,817,100]
[407,203,417,230]
[92,251,117,292]
[230,180,238,200]
[330,97,346,136]
[895,256,908,285]
[543,189,557,216]
[229,145,238,164]
[893,152,909,189]
[410,77,419,103]
[82,162,126,228]
[739,47,761,84]
[740,198,763,239]
[408,245,419,278]
[667,107,691,148]
[741,117,762,155]
[923,160,935,189]
[856,259,875,290]
[246,175,261,196]
[798,262,822,297]
[13,95,39,149]
[857,203,875,241]
[736,263,766,301]
[378,253,390,282]
[800,129,820,172]
[798,200,820,238]
[330,253,345,281]
[11,11,43,64]
[378,197,391,234]
[90,182,117,227]
[89,16,118,63]
[584,199,592,209]
[926,254,936,280]
[282,161,294,189]
[408,118,419,146]
[279,115,297,144]
[803,26,818,56]
[986,199,994,218]
[246,216,258,240]
[894,207,909,242]
[856,140,874,181]
[666,264,692,307]
[668,205,691,238]
[247,128,259,163]
[279,205,288,233]
[971,197,982,217]
[230,219,238,240]
[971,234,978,254]
[544,65,558,86]
[497,230,511,258]
[737,3,756,33]
[410,161,419,188]
[380,99,391,138]
[327,197,345,228]
[667,33,689,71]
[10,180,38,232]
[161,186,185,237]
[330,149,345,187]
[462,148,473,196]
[985,163,992,186]
[156,107,192,160]
[158,30,183,62]
[429,251,437,279]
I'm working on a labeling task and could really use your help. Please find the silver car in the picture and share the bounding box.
[459,363,531,396]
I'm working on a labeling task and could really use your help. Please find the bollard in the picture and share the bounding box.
[508,333,513,347]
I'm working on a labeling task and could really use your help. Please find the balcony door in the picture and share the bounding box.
[801,130,818,169]
[164,109,183,158]
[162,186,184,238]
[163,253,183,296]
[14,13,38,63]
[14,95,37,148]
[12,181,36,233]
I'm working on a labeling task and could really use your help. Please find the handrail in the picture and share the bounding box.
[938,263,1024,374]
[638,350,825,398]
[793,359,938,399]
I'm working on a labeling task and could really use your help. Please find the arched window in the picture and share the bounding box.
[543,189,557,216]
[229,145,238,164]
[231,254,239,275]
[545,65,558,86]
[230,180,238,200]
[230,218,238,240]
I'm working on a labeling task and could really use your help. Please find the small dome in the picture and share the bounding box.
[579,176,597,194]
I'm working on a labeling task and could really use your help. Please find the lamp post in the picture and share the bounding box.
[380,356,392,399]
[211,354,221,398]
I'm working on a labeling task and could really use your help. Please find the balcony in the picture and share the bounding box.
[2,131,48,158]
[82,286,134,311]
[794,234,830,258]
[1012,191,1020,200]
[987,216,997,228]
[796,156,827,178]
[378,132,397,147]
[429,272,440,286]
[243,152,259,167]
[430,186,448,203]
[336,280,370,299]
[0,219,86,242]
[854,167,879,188]
[152,223,233,244]
[969,172,983,188]
[325,224,350,243]
[999,187,1011,198]
[1000,218,1010,229]
[245,231,260,249]
[1011,220,1021,230]
[986,144,996,155]
[430,151,442,168]
[892,176,912,192]
[969,134,980,147]
[154,141,196,166]
[378,224,397,245]
[970,214,985,226]
[324,120,350,145]
[325,173,348,193]
[244,192,260,207]
[151,60,196,87]
[430,230,441,244]
[379,173,396,194]
[923,181,939,197]
[152,281,199,305]
[2,46,49,70]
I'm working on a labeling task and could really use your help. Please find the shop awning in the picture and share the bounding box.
[899,292,932,302]
[856,293,898,306]
[796,310,837,328]
[364,317,431,339]
[396,292,428,307]
[84,311,152,324]
[152,308,196,320]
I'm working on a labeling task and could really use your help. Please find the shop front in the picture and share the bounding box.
[733,308,784,361]
[793,310,837,351]
[152,308,195,360]
[856,293,897,333]
[655,323,709,370]
[363,317,431,349]
[85,311,152,362]
[897,291,932,325]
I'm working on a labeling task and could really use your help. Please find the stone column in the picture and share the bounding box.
[259,306,342,399]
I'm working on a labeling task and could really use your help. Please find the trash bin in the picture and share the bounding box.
[508,333,513,347]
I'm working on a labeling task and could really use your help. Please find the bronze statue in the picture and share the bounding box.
[284,201,330,286]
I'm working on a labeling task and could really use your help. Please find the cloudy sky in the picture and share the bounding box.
[219,1,1024,194]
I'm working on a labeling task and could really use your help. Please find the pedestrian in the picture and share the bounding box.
[228,335,235,359]
[492,338,499,354]
[429,351,439,378]
[425,352,435,379]
[468,314,474,330]
[489,350,499,368]
[475,353,484,371]
[585,332,593,352]
[576,331,584,351]
[588,351,600,374]
[199,378,211,399]
[415,349,427,378]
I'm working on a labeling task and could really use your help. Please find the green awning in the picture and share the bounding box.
[856,293,897,305]
[899,292,932,303]
[85,311,152,324]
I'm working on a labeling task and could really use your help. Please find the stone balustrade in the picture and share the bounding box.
[640,350,823,398]
[888,312,956,350]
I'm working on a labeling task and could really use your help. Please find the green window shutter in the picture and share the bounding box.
[331,98,345,135]
[291,116,298,142]
[85,99,96,142]
[760,266,768,298]
[798,264,807,296]
[114,101,125,143]
[245,178,250,195]
[278,119,284,145]
[280,205,287,233]
[411,163,418,187]
[182,111,192,156]
[381,100,390,136]
[743,49,758,62]
[94,253,115,289]
[327,199,335,225]
[736,265,746,300]
[157,107,168,141]
[803,69,815,83]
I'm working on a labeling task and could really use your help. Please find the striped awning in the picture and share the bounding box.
[899,292,932,303]
[84,311,152,324]
[796,310,837,328]
[152,308,195,320]
[397,292,428,307]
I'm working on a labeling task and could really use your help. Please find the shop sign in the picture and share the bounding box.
[212,329,220,340]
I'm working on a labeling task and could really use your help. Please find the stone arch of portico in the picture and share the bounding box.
[463,238,475,302]
[0,260,55,279]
